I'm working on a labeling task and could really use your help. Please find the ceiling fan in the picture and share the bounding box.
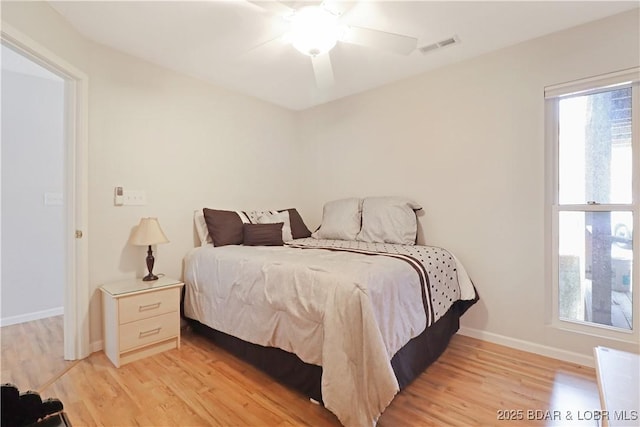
[246,1,418,88]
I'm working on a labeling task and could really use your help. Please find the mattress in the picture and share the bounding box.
[183,238,477,426]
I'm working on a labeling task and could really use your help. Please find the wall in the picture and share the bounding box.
[297,10,639,361]
[2,1,301,345]
[1,64,65,325]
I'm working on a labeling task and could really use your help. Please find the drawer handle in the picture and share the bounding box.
[139,327,161,338]
[138,302,161,312]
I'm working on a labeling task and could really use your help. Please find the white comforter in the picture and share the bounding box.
[183,238,475,426]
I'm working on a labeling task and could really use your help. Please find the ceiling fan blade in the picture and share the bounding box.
[246,1,295,16]
[341,26,417,55]
[311,53,335,89]
[289,1,323,9]
[238,33,288,58]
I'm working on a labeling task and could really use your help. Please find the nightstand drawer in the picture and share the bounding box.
[119,312,179,351]
[118,287,180,324]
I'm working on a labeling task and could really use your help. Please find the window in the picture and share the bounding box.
[546,69,639,335]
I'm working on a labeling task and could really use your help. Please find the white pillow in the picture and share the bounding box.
[194,209,211,246]
[357,197,422,245]
[257,211,293,242]
[312,198,363,241]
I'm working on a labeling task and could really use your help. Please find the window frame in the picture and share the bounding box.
[545,68,640,342]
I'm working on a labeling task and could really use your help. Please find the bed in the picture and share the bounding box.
[183,198,478,426]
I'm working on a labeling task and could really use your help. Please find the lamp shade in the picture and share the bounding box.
[129,217,169,246]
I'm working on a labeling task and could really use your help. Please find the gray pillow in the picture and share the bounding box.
[312,198,363,241]
[357,197,422,245]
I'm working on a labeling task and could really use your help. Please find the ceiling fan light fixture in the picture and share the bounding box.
[290,6,343,57]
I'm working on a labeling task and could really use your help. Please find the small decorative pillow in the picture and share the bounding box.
[203,208,245,246]
[257,211,293,242]
[243,223,284,246]
[357,197,422,245]
[312,197,363,241]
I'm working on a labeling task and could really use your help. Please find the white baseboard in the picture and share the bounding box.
[90,340,103,353]
[458,326,595,368]
[0,307,64,327]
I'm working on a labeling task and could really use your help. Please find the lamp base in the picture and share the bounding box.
[144,245,158,281]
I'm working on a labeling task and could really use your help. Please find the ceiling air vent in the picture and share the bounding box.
[418,35,459,55]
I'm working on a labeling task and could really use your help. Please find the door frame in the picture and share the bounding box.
[1,23,90,360]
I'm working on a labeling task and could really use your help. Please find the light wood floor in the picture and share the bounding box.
[1,317,602,426]
[1,315,76,392]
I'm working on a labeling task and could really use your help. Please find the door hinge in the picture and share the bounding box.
[75,230,83,239]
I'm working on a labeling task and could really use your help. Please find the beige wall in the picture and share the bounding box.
[3,2,638,361]
[297,10,640,360]
[2,1,301,345]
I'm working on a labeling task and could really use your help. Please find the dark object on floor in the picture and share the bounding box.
[1,383,70,427]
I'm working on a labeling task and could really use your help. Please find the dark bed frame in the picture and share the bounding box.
[185,296,478,403]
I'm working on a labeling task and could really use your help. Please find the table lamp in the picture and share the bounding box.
[129,217,169,281]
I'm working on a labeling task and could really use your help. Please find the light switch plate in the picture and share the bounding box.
[44,192,63,206]
[122,190,147,206]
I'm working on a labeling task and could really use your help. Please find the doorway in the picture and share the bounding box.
[1,24,89,363]
[1,43,66,326]
[0,43,70,390]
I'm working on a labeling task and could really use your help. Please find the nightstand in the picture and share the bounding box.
[594,346,640,427]
[101,276,184,367]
